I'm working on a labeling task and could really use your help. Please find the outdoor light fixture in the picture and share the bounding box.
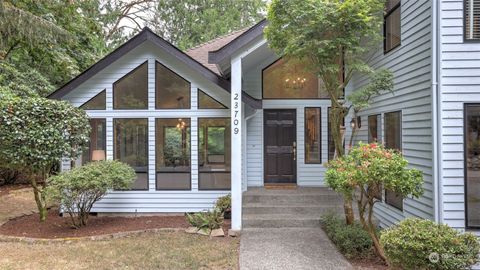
[350,116,361,129]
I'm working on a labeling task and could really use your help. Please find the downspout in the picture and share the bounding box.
[432,0,443,224]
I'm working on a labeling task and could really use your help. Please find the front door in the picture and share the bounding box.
[264,109,297,184]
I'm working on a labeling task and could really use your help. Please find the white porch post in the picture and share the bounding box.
[231,56,242,231]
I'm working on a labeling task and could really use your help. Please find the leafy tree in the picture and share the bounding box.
[151,0,266,50]
[325,143,424,260]
[265,0,388,225]
[47,160,135,227]
[0,97,90,222]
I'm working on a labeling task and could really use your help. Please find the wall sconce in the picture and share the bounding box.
[350,116,361,129]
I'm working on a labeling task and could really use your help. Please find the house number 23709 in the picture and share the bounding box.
[233,93,240,134]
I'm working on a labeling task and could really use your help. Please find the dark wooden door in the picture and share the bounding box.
[264,109,297,184]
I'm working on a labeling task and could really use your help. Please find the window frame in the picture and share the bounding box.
[155,118,192,191]
[368,114,381,144]
[198,117,231,191]
[113,118,149,191]
[383,0,401,54]
[304,107,322,164]
[82,118,107,165]
[464,103,480,229]
[384,110,403,211]
[155,60,191,110]
[464,0,480,42]
[113,61,149,110]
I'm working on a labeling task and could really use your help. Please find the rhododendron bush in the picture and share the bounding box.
[325,143,424,261]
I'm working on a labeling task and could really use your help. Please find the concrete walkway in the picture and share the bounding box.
[240,227,353,270]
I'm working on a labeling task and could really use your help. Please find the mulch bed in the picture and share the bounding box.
[0,209,233,239]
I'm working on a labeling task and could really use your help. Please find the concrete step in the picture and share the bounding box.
[243,193,344,205]
[242,204,344,215]
[243,213,321,228]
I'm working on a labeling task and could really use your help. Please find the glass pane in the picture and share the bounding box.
[305,108,321,163]
[368,114,381,143]
[385,111,401,150]
[156,118,191,190]
[385,6,401,52]
[156,61,191,109]
[263,58,328,99]
[466,105,480,227]
[198,89,226,109]
[328,108,345,160]
[465,0,480,40]
[113,63,148,109]
[114,119,148,190]
[80,90,106,110]
[82,119,106,164]
[385,190,403,210]
[198,118,231,190]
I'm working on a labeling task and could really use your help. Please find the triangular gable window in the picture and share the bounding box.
[113,62,148,109]
[80,90,106,110]
[198,89,227,109]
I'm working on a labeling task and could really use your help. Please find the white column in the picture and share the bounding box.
[231,56,243,231]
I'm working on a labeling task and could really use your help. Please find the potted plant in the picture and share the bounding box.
[215,194,231,219]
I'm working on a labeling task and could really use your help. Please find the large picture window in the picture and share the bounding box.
[368,114,381,143]
[465,104,480,228]
[114,119,149,190]
[328,108,345,160]
[384,0,401,53]
[156,61,191,109]
[156,118,191,190]
[113,62,148,109]
[198,118,231,190]
[81,119,106,165]
[384,111,403,210]
[262,58,328,99]
[465,0,480,41]
[305,108,321,164]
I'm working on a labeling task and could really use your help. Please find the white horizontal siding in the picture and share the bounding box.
[61,41,232,213]
[352,0,434,227]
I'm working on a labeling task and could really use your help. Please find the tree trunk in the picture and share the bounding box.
[31,177,48,222]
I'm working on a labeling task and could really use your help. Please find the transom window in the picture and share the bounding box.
[113,62,148,109]
[262,58,328,99]
[156,118,191,190]
[156,61,191,109]
[465,0,480,41]
[384,0,401,53]
[384,111,403,210]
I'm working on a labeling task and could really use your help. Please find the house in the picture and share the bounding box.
[48,0,480,233]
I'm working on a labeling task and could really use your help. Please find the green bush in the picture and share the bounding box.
[47,160,135,227]
[380,218,480,270]
[186,209,223,230]
[215,194,231,213]
[321,213,373,259]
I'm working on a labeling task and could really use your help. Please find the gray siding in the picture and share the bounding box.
[352,0,434,227]
[439,0,480,230]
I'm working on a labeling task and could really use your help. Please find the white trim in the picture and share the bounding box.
[231,55,243,231]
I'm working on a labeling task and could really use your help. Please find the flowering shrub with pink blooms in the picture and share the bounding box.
[325,142,424,261]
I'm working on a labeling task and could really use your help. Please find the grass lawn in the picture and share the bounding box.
[0,231,239,270]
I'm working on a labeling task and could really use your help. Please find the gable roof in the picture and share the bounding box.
[48,27,261,109]
[186,28,249,76]
[208,19,267,65]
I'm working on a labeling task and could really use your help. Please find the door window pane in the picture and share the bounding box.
[328,108,345,160]
[263,58,328,99]
[114,119,148,190]
[305,108,321,164]
[156,61,190,109]
[81,119,106,164]
[113,62,148,109]
[384,111,403,210]
[80,90,106,110]
[198,89,226,109]
[466,104,480,227]
[156,118,191,190]
[384,0,401,52]
[198,118,231,190]
[368,114,381,143]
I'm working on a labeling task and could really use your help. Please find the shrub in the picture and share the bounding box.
[47,160,135,227]
[321,213,373,259]
[325,143,424,260]
[215,194,231,213]
[380,218,480,270]
[0,166,20,186]
[0,96,90,222]
[186,209,223,231]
